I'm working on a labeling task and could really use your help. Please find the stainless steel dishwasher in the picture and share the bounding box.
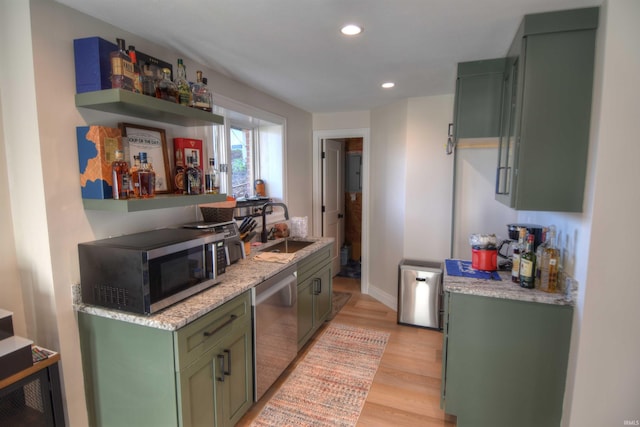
[251,264,298,401]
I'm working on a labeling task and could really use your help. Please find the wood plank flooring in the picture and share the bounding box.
[237,276,456,426]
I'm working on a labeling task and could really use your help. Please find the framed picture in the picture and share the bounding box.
[119,123,173,194]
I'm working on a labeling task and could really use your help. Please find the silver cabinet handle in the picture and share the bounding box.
[217,354,225,382]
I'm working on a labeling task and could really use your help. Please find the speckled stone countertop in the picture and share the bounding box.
[73,237,333,331]
[443,259,577,306]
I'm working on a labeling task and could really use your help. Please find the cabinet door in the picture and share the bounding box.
[216,326,253,427]
[443,293,573,427]
[454,65,504,139]
[313,265,333,325]
[297,278,315,349]
[178,347,217,427]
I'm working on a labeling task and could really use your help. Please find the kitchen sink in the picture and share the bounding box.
[261,240,314,254]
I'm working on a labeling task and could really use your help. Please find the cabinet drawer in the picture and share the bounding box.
[174,291,250,371]
[297,245,332,283]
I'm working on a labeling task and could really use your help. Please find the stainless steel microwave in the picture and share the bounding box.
[78,228,227,315]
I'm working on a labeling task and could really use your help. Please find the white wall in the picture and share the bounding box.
[404,95,455,262]
[0,1,312,425]
[367,100,409,304]
[517,1,640,424]
[313,110,370,130]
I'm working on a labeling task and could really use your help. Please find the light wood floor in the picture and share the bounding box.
[237,276,456,426]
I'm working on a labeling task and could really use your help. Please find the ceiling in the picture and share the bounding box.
[57,0,599,113]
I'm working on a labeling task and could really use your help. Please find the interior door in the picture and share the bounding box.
[322,138,344,275]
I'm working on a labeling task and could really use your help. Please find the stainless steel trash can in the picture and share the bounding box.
[398,259,443,329]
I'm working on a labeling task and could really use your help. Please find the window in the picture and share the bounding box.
[212,95,286,202]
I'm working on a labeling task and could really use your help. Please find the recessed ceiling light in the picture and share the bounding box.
[381,82,395,89]
[340,24,362,36]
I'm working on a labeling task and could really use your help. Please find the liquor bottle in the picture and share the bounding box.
[127,45,143,94]
[141,62,156,97]
[129,154,140,196]
[190,70,213,111]
[133,152,156,198]
[110,38,134,91]
[185,154,202,195]
[519,234,536,289]
[174,149,185,194]
[174,58,191,106]
[205,158,220,194]
[155,68,178,103]
[534,227,549,289]
[539,227,560,292]
[111,150,130,200]
[511,227,526,283]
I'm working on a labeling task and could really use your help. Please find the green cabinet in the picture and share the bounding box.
[78,291,253,427]
[453,59,506,141]
[297,245,333,349]
[441,292,573,427]
[496,7,598,212]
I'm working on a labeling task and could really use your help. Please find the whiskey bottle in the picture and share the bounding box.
[133,152,156,198]
[110,38,134,91]
[511,227,526,283]
[174,59,191,106]
[129,154,140,196]
[185,154,202,195]
[127,45,143,94]
[519,234,536,289]
[141,62,156,97]
[539,228,560,292]
[190,71,212,111]
[174,149,185,194]
[534,227,549,289]
[205,158,220,194]
[155,68,178,103]
[111,149,130,200]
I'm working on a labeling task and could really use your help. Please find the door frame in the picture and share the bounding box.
[312,128,370,294]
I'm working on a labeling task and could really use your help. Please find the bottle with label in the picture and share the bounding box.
[127,45,143,94]
[519,234,536,289]
[190,71,212,111]
[133,152,155,198]
[205,158,220,194]
[129,154,140,196]
[110,38,134,91]
[174,59,191,106]
[511,227,526,283]
[539,227,560,293]
[141,62,156,97]
[111,150,130,200]
[534,227,549,289]
[185,154,202,195]
[155,68,178,103]
[174,149,185,194]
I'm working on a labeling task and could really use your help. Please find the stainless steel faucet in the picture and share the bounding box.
[261,202,289,242]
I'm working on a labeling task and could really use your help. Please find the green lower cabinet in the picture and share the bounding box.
[177,323,252,427]
[78,291,253,427]
[441,292,573,427]
[297,245,333,349]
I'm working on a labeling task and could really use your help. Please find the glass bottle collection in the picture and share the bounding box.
[107,39,218,200]
[109,39,213,111]
[509,226,561,292]
[111,151,218,199]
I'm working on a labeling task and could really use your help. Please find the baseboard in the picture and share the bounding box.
[365,284,397,312]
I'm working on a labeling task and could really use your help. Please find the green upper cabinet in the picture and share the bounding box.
[496,7,599,212]
[453,58,506,140]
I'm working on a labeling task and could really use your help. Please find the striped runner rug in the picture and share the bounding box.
[250,323,390,426]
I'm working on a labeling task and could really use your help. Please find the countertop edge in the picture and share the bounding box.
[74,237,334,330]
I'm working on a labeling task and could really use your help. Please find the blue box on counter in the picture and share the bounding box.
[74,37,117,93]
[77,125,123,199]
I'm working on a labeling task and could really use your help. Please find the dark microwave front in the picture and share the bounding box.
[78,228,226,315]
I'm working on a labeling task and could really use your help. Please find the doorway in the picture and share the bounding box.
[312,129,370,294]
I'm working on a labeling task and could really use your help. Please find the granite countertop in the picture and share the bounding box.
[73,236,333,331]
[443,259,577,306]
